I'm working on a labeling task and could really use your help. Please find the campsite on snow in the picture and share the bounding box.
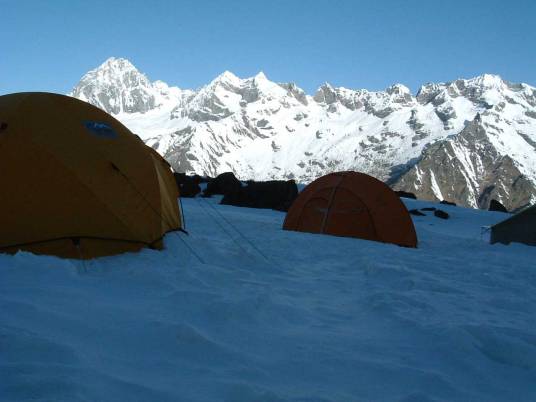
[3,1,536,399]
[1,92,536,401]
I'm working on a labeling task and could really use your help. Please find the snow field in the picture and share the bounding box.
[1,197,536,401]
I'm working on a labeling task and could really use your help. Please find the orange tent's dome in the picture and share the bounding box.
[283,171,417,247]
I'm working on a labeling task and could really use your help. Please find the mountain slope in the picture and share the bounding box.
[69,58,536,210]
[394,115,536,210]
[393,75,536,210]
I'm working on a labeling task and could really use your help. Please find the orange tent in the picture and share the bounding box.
[0,92,182,259]
[283,171,417,247]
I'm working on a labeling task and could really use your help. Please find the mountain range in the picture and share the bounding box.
[69,57,536,210]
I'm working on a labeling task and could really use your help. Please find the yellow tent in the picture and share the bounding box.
[0,92,182,259]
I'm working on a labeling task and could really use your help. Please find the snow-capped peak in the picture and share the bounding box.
[69,57,187,114]
[253,71,268,82]
[468,73,504,89]
[316,82,335,93]
[313,83,338,104]
[386,83,411,96]
[211,70,241,87]
[253,73,288,99]
[79,57,146,90]
[99,56,137,72]
[69,57,536,211]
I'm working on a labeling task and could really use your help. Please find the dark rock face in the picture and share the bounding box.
[409,209,426,216]
[440,200,456,206]
[173,173,205,198]
[395,190,417,199]
[393,118,536,211]
[221,180,298,211]
[489,199,508,213]
[434,209,450,219]
[203,172,242,197]
[180,181,201,198]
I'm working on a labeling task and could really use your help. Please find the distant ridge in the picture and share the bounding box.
[69,58,536,210]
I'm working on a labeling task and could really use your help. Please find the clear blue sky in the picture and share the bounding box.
[1,0,535,95]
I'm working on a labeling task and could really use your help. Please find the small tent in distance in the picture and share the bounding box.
[490,204,536,246]
[0,92,182,259]
[283,171,418,248]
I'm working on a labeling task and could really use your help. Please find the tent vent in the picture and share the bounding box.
[84,121,117,138]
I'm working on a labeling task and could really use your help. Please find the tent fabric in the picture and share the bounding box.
[283,171,418,247]
[490,204,536,246]
[0,92,182,259]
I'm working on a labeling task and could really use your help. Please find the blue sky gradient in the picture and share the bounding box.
[1,0,535,95]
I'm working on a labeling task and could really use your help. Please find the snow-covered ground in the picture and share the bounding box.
[1,198,536,401]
